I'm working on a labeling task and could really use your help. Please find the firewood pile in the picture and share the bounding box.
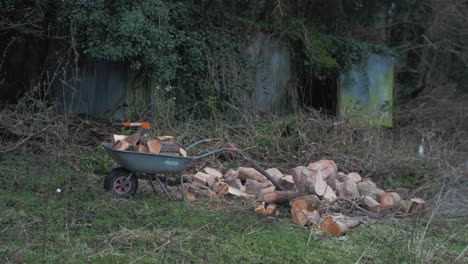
[109,133,425,236]
[111,133,187,156]
[185,160,425,236]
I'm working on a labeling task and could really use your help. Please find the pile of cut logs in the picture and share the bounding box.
[186,160,425,236]
[111,133,187,157]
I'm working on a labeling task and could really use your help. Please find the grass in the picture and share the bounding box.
[0,153,466,264]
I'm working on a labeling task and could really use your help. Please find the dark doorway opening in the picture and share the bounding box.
[297,71,338,115]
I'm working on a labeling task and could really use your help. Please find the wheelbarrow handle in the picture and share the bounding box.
[185,139,213,151]
[191,147,238,160]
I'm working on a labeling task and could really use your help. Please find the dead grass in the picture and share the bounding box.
[0,85,467,263]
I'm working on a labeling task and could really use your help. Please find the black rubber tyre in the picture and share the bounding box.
[104,168,138,198]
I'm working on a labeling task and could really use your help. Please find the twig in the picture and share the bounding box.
[355,237,377,264]
[130,240,170,264]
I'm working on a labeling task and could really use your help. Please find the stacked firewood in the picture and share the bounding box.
[111,133,187,156]
[186,160,425,236]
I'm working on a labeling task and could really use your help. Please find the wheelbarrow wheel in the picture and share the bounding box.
[104,168,138,198]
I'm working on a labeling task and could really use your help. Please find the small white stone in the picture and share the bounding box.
[56,188,62,193]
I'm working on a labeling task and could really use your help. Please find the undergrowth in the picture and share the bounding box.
[1,90,467,263]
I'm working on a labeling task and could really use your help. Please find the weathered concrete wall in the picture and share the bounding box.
[245,33,293,114]
[338,54,394,126]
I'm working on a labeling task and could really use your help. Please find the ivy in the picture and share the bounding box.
[326,36,395,70]
[64,0,178,81]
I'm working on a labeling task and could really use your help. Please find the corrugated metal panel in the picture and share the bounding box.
[57,58,138,118]
[338,54,393,126]
[246,33,292,114]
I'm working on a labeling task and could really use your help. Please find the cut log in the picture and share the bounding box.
[290,195,321,215]
[227,186,253,198]
[240,185,246,192]
[160,142,180,153]
[257,186,276,201]
[280,175,295,189]
[255,202,266,214]
[291,166,327,196]
[322,185,338,202]
[112,135,128,144]
[265,168,283,182]
[179,148,187,157]
[347,172,362,183]
[307,160,338,190]
[192,172,212,186]
[262,191,301,204]
[307,160,338,178]
[265,203,277,215]
[336,178,359,199]
[147,139,161,154]
[224,169,238,180]
[212,181,229,195]
[126,133,141,146]
[306,210,322,227]
[337,172,348,182]
[185,192,197,202]
[320,215,361,236]
[324,173,338,191]
[360,196,381,213]
[396,200,411,215]
[185,182,217,198]
[357,180,384,200]
[387,188,411,200]
[136,144,149,153]
[407,197,425,214]
[378,192,402,209]
[251,163,284,190]
[238,167,266,183]
[292,210,321,227]
[206,175,218,187]
[225,179,243,190]
[245,179,273,196]
[112,140,130,151]
[292,210,310,226]
[203,167,223,179]
[156,136,174,142]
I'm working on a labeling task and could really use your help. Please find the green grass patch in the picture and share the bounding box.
[1,153,466,263]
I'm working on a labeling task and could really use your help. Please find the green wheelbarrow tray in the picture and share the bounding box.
[101,139,238,200]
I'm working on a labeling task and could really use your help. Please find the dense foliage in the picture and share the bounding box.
[1,0,467,108]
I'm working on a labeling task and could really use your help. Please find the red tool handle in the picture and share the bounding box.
[112,122,150,129]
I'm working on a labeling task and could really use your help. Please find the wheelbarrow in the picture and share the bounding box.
[102,138,238,200]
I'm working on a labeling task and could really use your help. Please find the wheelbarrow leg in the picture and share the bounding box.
[146,174,159,195]
[155,175,172,200]
[180,174,185,201]
[164,175,168,189]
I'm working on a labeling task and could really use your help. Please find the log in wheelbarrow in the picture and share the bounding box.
[102,139,238,200]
